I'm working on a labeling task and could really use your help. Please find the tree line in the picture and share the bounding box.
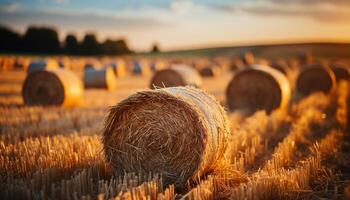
[0,26,134,55]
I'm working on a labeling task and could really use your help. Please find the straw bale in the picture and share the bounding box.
[103,87,229,188]
[22,68,83,106]
[150,65,202,88]
[296,63,336,97]
[226,65,291,115]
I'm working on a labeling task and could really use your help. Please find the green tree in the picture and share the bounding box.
[80,33,101,55]
[64,34,79,54]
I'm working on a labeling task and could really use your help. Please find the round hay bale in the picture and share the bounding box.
[150,64,202,89]
[199,66,221,77]
[84,67,116,90]
[226,65,291,115]
[230,58,245,71]
[132,60,151,76]
[330,63,350,82]
[103,86,229,188]
[296,64,336,97]
[270,61,290,75]
[109,60,127,78]
[22,68,83,107]
[27,59,59,74]
[241,52,255,65]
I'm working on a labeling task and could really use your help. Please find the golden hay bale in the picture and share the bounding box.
[22,68,83,107]
[150,65,202,89]
[296,64,336,97]
[132,60,152,76]
[109,60,127,78]
[241,52,255,65]
[84,67,116,90]
[27,59,59,74]
[230,58,245,71]
[270,60,290,75]
[330,62,350,82]
[199,66,221,77]
[226,65,291,115]
[103,86,229,188]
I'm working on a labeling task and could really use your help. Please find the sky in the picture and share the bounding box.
[0,0,350,51]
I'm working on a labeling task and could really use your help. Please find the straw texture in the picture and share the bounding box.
[84,67,116,90]
[27,59,59,74]
[150,65,202,88]
[22,68,83,106]
[296,63,336,97]
[331,62,350,82]
[226,65,291,115]
[103,86,229,188]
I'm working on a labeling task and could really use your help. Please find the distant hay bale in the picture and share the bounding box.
[298,52,313,65]
[109,60,127,78]
[22,68,83,107]
[241,52,255,65]
[296,64,336,97]
[330,63,350,82]
[103,86,229,188]
[27,59,59,74]
[226,65,291,115]
[230,58,245,71]
[150,65,202,88]
[270,60,290,75]
[132,60,151,76]
[199,66,221,77]
[84,67,116,90]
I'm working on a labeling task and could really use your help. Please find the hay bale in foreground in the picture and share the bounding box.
[22,68,83,106]
[27,59,59,74]
[330,63,350,82]
[84,67,116,90]
[226,65,291,115]
[103,87,229,188]
[150,65,202,88]
[296,64,336,97]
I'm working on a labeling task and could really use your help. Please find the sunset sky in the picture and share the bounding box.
[0,0,349,51]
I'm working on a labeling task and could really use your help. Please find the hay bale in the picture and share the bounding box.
[132,60,151,76]
[330,63,350,82]
[226,65,291,115]
[84,67,116,90]
[241,52,255,65]
[103,86,229,188]
[199,66,221,77]
[150,64,202,88]
[109,60,127,78]
[296,64,336,97]
[27,59,59,74]
[270,60,290,75]
[22,68,83,106]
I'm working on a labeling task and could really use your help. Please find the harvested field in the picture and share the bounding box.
[0,55,350,200]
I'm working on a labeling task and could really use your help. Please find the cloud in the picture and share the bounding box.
[170,0,193,14]
[268,0,350,6]
[213,0,350,23]
[0,6,168,33]
[0,2,21,13]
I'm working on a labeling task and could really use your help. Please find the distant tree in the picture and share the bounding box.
[22,26,61,53]
[64,34,79,54]
[151,43,160,53]
[0,26,21,52]
[101,39,131,55]
[80,33,101,55]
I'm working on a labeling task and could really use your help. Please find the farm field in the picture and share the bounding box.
[0,54,350,200]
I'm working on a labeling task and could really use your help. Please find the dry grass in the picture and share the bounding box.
[0,55,349,200]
